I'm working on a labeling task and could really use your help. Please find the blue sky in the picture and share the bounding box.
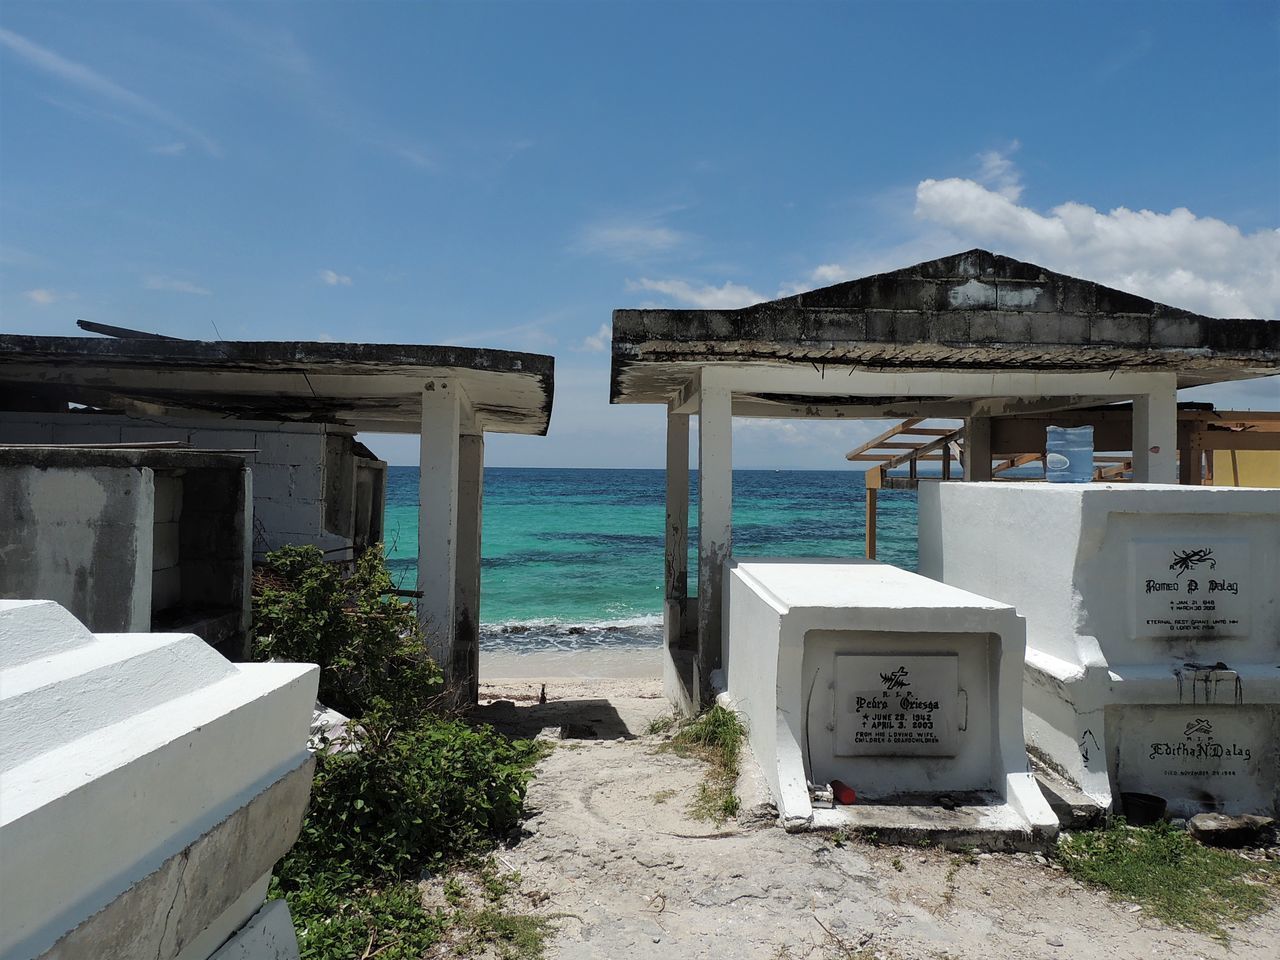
[2,1,1277,468]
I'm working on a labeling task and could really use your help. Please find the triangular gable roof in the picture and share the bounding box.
[610,249,1278,404]
[761,249,1200,317]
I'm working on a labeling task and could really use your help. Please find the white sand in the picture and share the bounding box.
[480,645,662,681]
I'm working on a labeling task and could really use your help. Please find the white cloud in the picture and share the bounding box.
[144,275,212,296]
[628,277,764,309]
[976,140,1023,201]
[319,269,353,287]
[579,323,611,353]
[574,222,688,261]
[914,175,1280,318]
[0,27,220,156]
[150,141,187,156]
[24,288,72,305]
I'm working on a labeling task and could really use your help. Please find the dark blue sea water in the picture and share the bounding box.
[381,467,919,650]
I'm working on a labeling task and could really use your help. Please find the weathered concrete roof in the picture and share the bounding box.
[0,446,249,471]
[610,250,1279,404]
[0,337,555,435]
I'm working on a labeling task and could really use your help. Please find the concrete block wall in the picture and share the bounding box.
[151,474,184,612]
[0,464,154,633]
[0,412,366,555]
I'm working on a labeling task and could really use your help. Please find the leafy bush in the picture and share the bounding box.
[281,709,542,886]
[252,545,548,958]
[252,544,441,721]
[285,880,445,960]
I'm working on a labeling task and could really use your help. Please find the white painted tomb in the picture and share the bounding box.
[918,482,1280,819]
[0,599,319,960]
[723,559,1058,846]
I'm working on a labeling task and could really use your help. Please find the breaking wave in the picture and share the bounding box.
[480,615,663,651]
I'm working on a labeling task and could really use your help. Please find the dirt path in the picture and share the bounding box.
[474,679,1278,960]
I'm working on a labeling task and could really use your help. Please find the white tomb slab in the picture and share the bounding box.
[918,482,1280,819]
[0,599,319,960]
[724,559,1058,846]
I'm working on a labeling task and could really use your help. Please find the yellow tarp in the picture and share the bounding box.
[1211,450,1280,488]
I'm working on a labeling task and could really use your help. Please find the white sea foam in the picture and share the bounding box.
[480,614,663,651]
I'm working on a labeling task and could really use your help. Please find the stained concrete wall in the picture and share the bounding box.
[918,481,1280,816]
[0,412,385,555]
[0,465,153,632]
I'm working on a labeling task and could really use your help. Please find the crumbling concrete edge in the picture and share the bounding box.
[40,755,315,960]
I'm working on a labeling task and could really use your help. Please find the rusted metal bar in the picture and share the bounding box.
[76,319,182,341]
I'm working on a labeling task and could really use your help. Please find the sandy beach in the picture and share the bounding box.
[481,645,662,681]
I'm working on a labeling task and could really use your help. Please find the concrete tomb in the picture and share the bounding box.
[724,559,1058,846]
[919,482,1280,819]
[0,598,319,960]
[0,447,253,658]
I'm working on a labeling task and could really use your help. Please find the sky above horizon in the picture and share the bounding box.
[2,1,1277,468]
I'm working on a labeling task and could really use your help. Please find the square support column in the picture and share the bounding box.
[697,370,733,703]
[1132,377,1178,483]
[964,417,993,481]
[419,380,460,684]
[454,432,484,704]
[663,409,697,715]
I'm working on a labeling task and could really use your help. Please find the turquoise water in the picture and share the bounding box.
[382,467,919,650]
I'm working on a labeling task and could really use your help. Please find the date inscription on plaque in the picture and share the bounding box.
[835,654,959,757]
[1130,539,1249,639]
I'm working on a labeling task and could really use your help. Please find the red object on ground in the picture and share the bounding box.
[830,780,857,805]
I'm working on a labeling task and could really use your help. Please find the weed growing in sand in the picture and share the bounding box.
[646,714,676,735]
[652,788,677,805]
[662,704,746,823]
[1056,821,1280,936]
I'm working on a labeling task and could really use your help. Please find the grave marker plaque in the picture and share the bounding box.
[835,653,959,757]
[1130,539,1250,639]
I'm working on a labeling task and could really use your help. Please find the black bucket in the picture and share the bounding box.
[1120,792,1167,826]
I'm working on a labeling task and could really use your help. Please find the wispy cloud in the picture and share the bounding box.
[193,6,434,172]
[319,269,353,287]
[441,319,557,351]
[144,275,212,296]
[0,27,220,156]
[578,323,611,353]
[574,220,689,262]
[976,140,1023,201]
[24,288,74,306]
[150,141,187,157]
[627,277,764,309]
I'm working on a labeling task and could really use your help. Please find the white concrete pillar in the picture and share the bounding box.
[664,409,696,714]
[1132,377,1178,483]
[454,432,484,703]
[964,417,993,481]
[418,380,460,679]
[697,370,733,702]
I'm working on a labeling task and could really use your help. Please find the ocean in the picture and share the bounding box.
[382,467,919,651]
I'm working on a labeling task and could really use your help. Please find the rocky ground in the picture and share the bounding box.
[472,678,1279,960]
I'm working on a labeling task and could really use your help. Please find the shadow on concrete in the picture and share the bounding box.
[469,697,638,741]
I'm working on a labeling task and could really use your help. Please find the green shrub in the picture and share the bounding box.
[279,709,541,887]
[252,544,441,721]
[253,545,548,958]
[284,879,446,960]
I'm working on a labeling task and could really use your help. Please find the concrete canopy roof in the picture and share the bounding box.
[0,336,555,435]
[610,250,1279,408]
